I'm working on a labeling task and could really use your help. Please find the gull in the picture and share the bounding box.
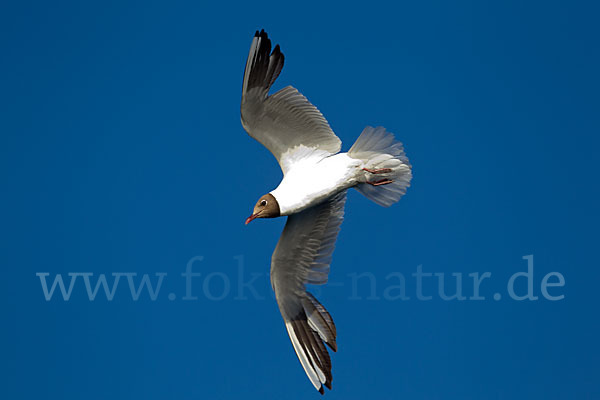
[241,30,412,394]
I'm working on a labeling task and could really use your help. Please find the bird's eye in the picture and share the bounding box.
[260,200,267,206]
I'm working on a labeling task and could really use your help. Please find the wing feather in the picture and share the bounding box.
[241,30,341,174]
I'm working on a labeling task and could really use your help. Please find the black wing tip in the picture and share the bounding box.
[244,29,284,95]
[290,316,334,395]
[254,30,282,53]
[251,29,282,59]
[255,29,268,39]
[328,341,338,352]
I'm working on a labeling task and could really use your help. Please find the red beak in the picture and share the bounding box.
[245,214,258,225]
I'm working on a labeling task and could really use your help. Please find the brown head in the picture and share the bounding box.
[245,193,280,224]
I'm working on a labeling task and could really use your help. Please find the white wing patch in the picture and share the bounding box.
[279,145,332,175]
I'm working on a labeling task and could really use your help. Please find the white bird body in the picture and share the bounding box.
[240,30,412,394]
[271,150,362,215]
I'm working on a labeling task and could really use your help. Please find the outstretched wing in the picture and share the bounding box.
[241,30,341,174]
[270,191,346,394]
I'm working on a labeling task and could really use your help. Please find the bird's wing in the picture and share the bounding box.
[270,191,346,394]
[241,30,342,174]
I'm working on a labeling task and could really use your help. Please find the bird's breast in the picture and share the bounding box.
[270,153,362,215]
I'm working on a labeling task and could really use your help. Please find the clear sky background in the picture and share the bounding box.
[2,1,599,399]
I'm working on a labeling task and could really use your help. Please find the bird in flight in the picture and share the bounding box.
[241,30,412,394]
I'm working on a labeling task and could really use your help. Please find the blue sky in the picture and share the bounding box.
[1,1,599,399]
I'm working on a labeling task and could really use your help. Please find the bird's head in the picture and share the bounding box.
[245,193,281,224]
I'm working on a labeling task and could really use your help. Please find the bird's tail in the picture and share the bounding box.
[348,126,412,207]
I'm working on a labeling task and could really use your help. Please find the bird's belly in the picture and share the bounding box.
[271,153,362,215]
